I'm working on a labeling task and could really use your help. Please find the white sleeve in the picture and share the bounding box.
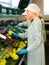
[18,29,28,39]
[18,21,28,27]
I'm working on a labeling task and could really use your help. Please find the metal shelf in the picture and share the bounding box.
[0,14,24,21]
[0,14,23,18]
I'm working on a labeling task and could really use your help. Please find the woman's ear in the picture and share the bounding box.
[34,13,38,16]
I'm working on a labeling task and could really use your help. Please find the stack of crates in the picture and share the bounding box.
[0,5,23,15]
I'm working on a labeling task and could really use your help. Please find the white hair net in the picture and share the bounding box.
[22,3,40,15]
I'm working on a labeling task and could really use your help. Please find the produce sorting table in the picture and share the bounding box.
[0,25,27,65]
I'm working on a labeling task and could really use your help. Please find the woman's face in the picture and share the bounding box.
[24,10,35,20]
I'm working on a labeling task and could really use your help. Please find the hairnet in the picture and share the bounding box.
[22,3,40,15]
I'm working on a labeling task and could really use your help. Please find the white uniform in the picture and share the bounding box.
[18,17,46,65]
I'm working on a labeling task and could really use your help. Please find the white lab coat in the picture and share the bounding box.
[19,17,46,65]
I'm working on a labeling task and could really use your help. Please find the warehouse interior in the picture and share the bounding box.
[0,0,49,65]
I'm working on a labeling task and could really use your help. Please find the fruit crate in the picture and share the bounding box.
[6,55,25,65]
[0,25,27,65]
[0,50,25,65]
[0,39,27,65]
[0,40,27,65]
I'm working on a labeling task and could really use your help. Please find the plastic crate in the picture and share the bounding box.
[0,5,24,15]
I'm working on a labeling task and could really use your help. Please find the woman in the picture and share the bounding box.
[14,3,46,65]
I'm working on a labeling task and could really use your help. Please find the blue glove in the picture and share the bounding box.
[17,49,28,54]
[12,32,20,38]
[14,25,26,32]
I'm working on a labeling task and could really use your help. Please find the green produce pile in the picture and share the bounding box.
[0,26,27,65]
